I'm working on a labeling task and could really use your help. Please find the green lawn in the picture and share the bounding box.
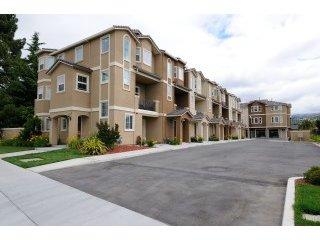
[294,183,320,225]
[311,134,320,143]
[3,149,86,168]
[0,146,34,154]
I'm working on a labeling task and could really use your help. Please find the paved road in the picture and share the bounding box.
[42,140,320,225]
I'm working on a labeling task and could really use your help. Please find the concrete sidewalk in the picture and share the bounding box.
[30,139,252,173]
[0,161,165,226]
[0,145,66,159]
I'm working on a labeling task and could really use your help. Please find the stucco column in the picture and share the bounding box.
[68,112,79,140]
[49,117,58,145]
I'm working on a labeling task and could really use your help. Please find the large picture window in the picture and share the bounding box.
[57,75,65,93]
[77,74,89,92]
[123,69,130,87]
[75,45,83,62]
[101,35,110,53]
[123,35,131,61]
[143,48,152,66]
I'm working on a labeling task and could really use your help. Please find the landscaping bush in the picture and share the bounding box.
[96,121,120,150]
[136,136,142,146]
[146,140,156,147]
[164,137,181,145]
[191,136,203,143]
[311,134,320,143]
[19,116,42,142]
[197,136,203,143]
[304,166,320,185]
[80,136,106,155]
[190,136,197,142]
[29,135,50,147]
[209,135,219,141]
[231,136,238,140]
[67,136,83,150]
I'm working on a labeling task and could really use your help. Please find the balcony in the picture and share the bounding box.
[221,101,228,109]
[133,66,160,85]
[139,99,156,111]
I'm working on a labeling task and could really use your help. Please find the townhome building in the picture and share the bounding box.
[35,25,245,145]
[241,100,291,139]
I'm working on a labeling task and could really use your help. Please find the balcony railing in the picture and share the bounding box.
[139,99,156,111]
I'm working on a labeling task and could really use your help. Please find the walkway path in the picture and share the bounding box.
[0,160,165,225]
[0,145,66,159]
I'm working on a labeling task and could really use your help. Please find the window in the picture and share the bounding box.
[100,101,108,118]
[178,67,184,81]
[77,74,89,92]
[100,69,109,84]
[251,117,262,124]
[61,118,68,131]
[123,69,130,87]
[45,86,51,100]
[272,105,282,111]
[123,35,131,61]
[136,47,141,62]
[167,84,172,101]
[251,105,261,112]
[57,75,65,92]
[101,35,110,53]
[38,57,45,71]
[143,48,152,66]
[167,59,172,79]
[135,86,140,96]
[271,116,279,123]
[75,45,83,62]
[37,86,44,99]
[174,66,178,78]
[57,53,65,60]
[45,117,50,131]
[125,113,134,131]
[194,77,197,90]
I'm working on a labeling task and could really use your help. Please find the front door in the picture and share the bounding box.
[77,116,82,138]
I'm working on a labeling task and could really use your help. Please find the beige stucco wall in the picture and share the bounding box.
[290,130,311,141]
[1,128,23,140]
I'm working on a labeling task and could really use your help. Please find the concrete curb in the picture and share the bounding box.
[29,139,252,173]
[282,176,303,226]
[312,142,320,148]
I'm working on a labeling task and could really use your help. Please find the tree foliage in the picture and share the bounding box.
[298,119,315,130]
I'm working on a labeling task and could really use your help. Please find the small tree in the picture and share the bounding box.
[315,119,320,134]
[298,119,315,131]
[19,116,42,141]
[96,121,120,150]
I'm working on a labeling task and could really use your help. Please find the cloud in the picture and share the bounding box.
[16,14,320,114]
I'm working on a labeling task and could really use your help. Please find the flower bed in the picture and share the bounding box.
[108,144,148,154]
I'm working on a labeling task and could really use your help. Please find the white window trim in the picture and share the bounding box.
[136,47,141,62]
[167,84,172,101]
[38,57,45,71]
[124,113,134,131]
[123,68,131,90]
[123,34,131,62]
[142,48,152,67]
[174,66,178,78]
[44,117,51,132]
[100,35,110,54]
[61,118,68,131]
[75,45,83,63]
[100,68,110,84]
[100,100,109,119]
[178,67,184,81]
[37,86,44,99]
[56,74,66,93]
[167,59,172,79]
[76,73,90,92]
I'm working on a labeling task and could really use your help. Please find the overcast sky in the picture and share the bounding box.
[16,14,320,114]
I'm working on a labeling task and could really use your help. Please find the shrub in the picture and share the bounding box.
[165,137,181,145]
[311,135,320,143]
[0,137,22,146]
[146,140,156,147]
[209,135,219,141]
[304,166,320,185]
[19,116,42,142]
[96,121,120,150]
[190,136,197,142]
[191,136,203,143]
[67,136,83,150]
[30,135,50,147]
[231,136,238,140]
[197,136,203,143]
[136,136,142,146]
[80,136,106,155]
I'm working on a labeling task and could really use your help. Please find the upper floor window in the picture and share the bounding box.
[76,74,89,92]
[75,45,83,63]
[37,86,44,99]
[178,67,184,81]
[101,35,110,54]
[100,69,109,84]
[251,105,261,112]
[45,86,51,100]
[271,116,283,123]
[174,66,178,78]
[100,100,108,118]
[271,105,282,111]
[57,75,65,93]
[136,47,141,62]
[38,57,45,71]
[123,69,130,87]
[123,35,131,61]
[143,48,152,66]
[251,117,262,124]
[38,56,55,71]
[194,77,197,90]
[167,59,172,79]
[167,84,172,101]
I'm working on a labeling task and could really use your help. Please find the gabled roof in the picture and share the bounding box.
[160,50,186,65]
[192,112,211,122]
[36,48,57,56]
[46,59,93,75]
[247,99,291,107]
[167,108,193,118]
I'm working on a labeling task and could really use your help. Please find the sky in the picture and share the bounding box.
[16,14,320,114]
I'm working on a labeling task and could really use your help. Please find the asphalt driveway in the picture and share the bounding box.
[42,140,320,225]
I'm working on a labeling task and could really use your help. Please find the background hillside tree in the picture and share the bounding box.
[298,119,315,131]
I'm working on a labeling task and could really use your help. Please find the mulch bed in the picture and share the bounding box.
[296,178,308,186]
[108,144,148,154]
